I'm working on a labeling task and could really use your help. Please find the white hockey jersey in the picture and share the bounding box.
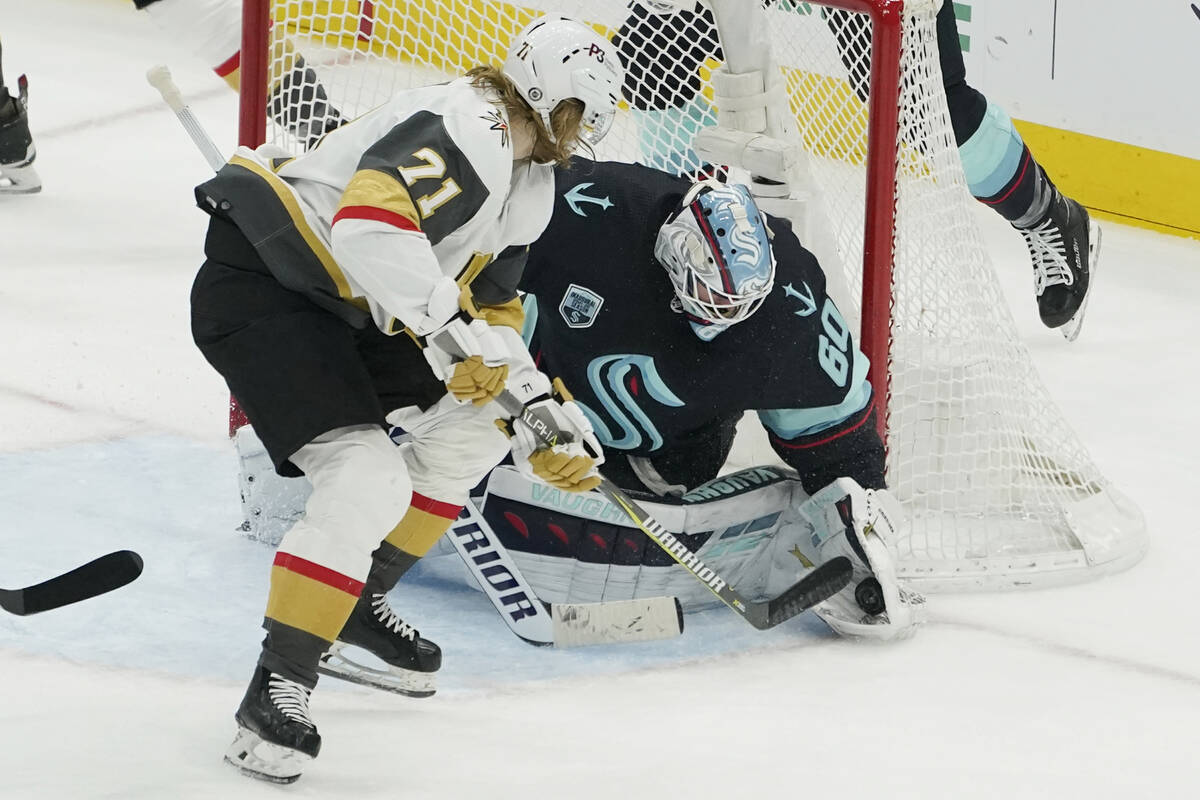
[196,76,554,337]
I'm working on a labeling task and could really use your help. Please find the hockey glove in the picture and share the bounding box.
[500,381,605,493]
[424,317,510,406]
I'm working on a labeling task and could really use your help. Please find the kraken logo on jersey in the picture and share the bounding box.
[579,354,684,450]
[559,283,604,328]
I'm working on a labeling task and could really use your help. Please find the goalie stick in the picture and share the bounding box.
[449,496,683,647]
[496,390,853,630]
[0,550,144,616]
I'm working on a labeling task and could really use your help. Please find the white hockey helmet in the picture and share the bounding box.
[654,181,777,329]
[502,16,624,146]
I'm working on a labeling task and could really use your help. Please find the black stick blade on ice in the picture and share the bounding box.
[0,550,144,615]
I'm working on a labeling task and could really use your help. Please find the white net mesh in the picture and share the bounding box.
[250,0,1146,590]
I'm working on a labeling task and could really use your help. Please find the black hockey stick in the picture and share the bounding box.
[0,550,144,616]
[496,390,852,630]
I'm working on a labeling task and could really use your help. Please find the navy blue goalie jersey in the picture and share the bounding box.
[520,159,882,493]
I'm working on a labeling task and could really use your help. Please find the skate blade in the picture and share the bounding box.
[1060,220,1101,342]
[0,158,42,195]
[224,727,312,784]
[317,642,436,698]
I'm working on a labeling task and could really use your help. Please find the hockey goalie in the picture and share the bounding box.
[237,157,924,644]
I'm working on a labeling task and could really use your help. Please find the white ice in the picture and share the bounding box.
[2,1,1199,798]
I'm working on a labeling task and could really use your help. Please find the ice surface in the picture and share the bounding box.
[1,1,1199,797]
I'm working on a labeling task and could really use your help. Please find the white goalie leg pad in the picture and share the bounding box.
[234,425,310,546]
[790,478,924,641]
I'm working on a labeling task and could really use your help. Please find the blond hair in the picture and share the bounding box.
[467,66,585,167]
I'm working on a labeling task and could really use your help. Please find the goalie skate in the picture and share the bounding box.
[317,592,440,697]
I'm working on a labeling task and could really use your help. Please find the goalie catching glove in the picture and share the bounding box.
[499,378,605,493]
[423,316,511,406]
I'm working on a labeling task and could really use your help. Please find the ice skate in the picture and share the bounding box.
[0,75,41,195]
[224,666,321,784]
[317,592,441,697]
[1019,191,1100,341]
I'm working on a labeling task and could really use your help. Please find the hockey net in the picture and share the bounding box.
[239,0,1146,591]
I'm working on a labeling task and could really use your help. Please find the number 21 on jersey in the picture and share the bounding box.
[398,147,461,217]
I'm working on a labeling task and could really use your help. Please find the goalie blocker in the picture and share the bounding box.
[458,464,922,641]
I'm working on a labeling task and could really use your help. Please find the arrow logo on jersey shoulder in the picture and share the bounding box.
[564,182,614,217]
[783,282,818,317]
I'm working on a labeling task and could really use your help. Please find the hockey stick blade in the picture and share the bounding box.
[761,556,852,629]
[0,550,144,615]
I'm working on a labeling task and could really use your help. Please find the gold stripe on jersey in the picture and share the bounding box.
[229,154,369,314]
[340,168,422,231]
[456,250,494,289]
[264,565,360,643]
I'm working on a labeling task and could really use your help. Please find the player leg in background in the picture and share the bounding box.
[316,393,513,697]
[934,0,1095,339]
[132,0,343,148]
[0,35,42,194]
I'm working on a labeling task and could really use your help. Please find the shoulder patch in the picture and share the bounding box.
[559,283,605,328]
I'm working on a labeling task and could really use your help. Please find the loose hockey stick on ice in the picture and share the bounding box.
[0,550,144,615]
[496,391,853,630]
[449,497,683,647]
[146,65,226,171]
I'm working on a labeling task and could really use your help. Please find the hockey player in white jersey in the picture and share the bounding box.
[190,16,622,783]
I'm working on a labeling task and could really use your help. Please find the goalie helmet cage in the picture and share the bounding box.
[235,0,1146,591]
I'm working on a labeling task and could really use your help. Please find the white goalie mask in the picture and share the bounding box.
[502,16,625,146]
[654,181,777,337]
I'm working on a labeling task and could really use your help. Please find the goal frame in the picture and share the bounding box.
[231,0,1147,592]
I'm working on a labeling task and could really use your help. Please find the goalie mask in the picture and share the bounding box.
[502,16,624,146]
[654,181,777,340]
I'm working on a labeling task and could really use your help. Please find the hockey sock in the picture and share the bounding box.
[259,551,365,687]
[362,493,465,594]
[957,100,1055,228]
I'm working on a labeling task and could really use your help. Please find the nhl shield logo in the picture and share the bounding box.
[559,283,604,328]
